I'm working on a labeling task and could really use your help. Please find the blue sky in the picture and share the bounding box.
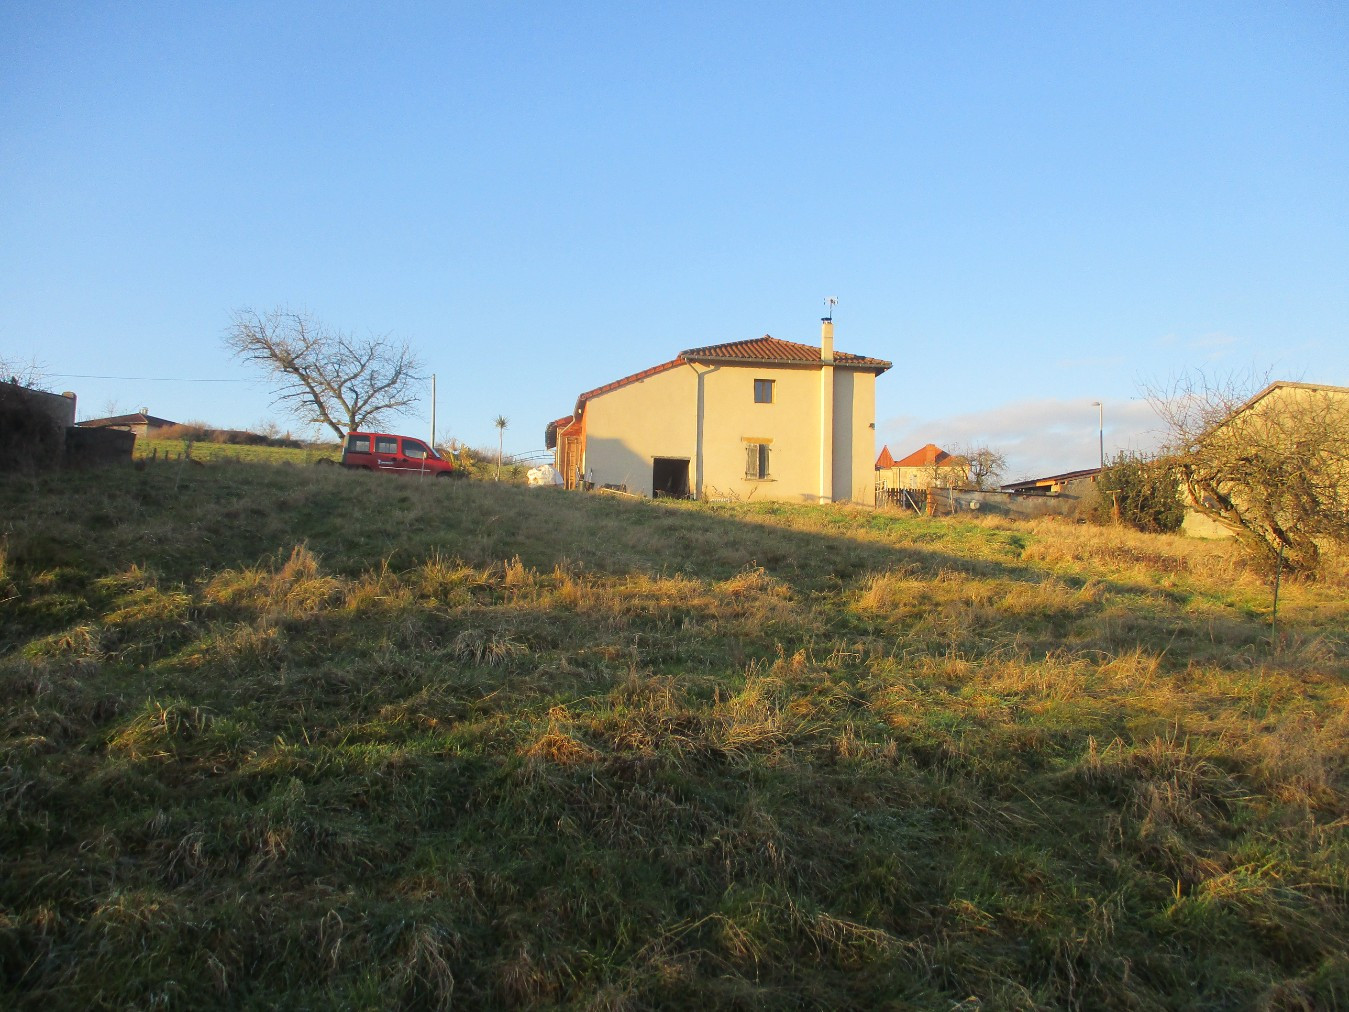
[3,2,1346,479]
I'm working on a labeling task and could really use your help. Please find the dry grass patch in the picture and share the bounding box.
[3,465,1348,1009]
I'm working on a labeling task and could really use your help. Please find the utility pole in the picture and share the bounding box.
[1092,400,1104,470]
[430,373,437,447]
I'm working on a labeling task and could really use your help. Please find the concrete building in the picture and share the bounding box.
[0,381,135,470]
[547,319,891,503]
[1,381,77,470]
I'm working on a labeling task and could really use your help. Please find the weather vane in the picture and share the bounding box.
[823,296,839,321]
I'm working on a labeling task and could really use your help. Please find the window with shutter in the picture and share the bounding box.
[744,442,771,479]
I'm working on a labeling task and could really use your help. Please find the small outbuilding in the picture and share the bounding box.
[77,410,179,440]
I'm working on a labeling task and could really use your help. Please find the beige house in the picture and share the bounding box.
[875,443,968,490]
[1180,379,1349,539]
[547,320,891,503]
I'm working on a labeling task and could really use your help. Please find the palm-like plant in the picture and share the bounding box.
[493,415,509,481]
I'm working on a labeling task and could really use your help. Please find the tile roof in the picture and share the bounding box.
[681,335,891,373]
[892,443,955,468]
[874,445,895,469]
[76,412,178,429]
[570,334,891,416]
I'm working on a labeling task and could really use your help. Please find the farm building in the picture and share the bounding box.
[546,319,891,503]
[76,410,178,440]
[1001,467,1102,497]
[1177,379,1349,539]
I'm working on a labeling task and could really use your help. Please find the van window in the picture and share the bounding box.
[402,439,429,460]
[374,436,399,455]
[347,434,371,454]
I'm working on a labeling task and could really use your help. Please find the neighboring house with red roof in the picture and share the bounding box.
[546,319,891,503]
[875,443,968,490]
[76,410,178,440]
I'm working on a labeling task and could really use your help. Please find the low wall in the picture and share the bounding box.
[879,487,1089,521]
[66,426,136,468]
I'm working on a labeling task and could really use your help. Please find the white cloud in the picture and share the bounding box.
[878,396,1165,483]
[1154,330,1246,363]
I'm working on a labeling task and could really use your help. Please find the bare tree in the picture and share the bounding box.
[226,308,422,440]
[1,354,48,389]
[1148,372,1349,577]
[951,445,1008,491]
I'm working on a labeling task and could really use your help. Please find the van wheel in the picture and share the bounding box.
[436,471,453,479]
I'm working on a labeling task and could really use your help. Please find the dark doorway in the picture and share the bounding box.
[652,457,690,498]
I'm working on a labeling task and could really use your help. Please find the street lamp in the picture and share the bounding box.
[1091,401,1103,471]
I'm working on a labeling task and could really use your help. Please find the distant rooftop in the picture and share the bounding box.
[77,412,178,429]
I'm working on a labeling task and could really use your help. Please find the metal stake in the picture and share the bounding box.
[1271,542,1285,647]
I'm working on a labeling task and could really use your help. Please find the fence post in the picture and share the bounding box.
[1271,542,1285,649]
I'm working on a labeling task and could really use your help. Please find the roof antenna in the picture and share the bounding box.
[823,296,838,322]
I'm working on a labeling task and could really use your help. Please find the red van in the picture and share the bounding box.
[340,431,457,477]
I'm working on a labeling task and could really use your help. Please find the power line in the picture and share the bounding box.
[51,373,250,383]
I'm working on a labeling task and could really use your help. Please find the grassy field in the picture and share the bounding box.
[2,459,1346,1009]
[134,437,340,466]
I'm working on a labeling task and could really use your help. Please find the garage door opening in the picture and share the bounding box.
[652,457,690,498]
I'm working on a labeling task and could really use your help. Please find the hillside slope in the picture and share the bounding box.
[2,461,1346,1008]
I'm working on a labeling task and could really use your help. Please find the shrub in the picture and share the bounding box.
[157,424,303,449]
[1090,452,1185,534]
[0,385,65,472]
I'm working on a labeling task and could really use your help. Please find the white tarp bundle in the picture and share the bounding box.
[527,463,564,487]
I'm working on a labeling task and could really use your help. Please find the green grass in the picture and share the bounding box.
[1,462,1346,1009]
[135,436,339,465]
